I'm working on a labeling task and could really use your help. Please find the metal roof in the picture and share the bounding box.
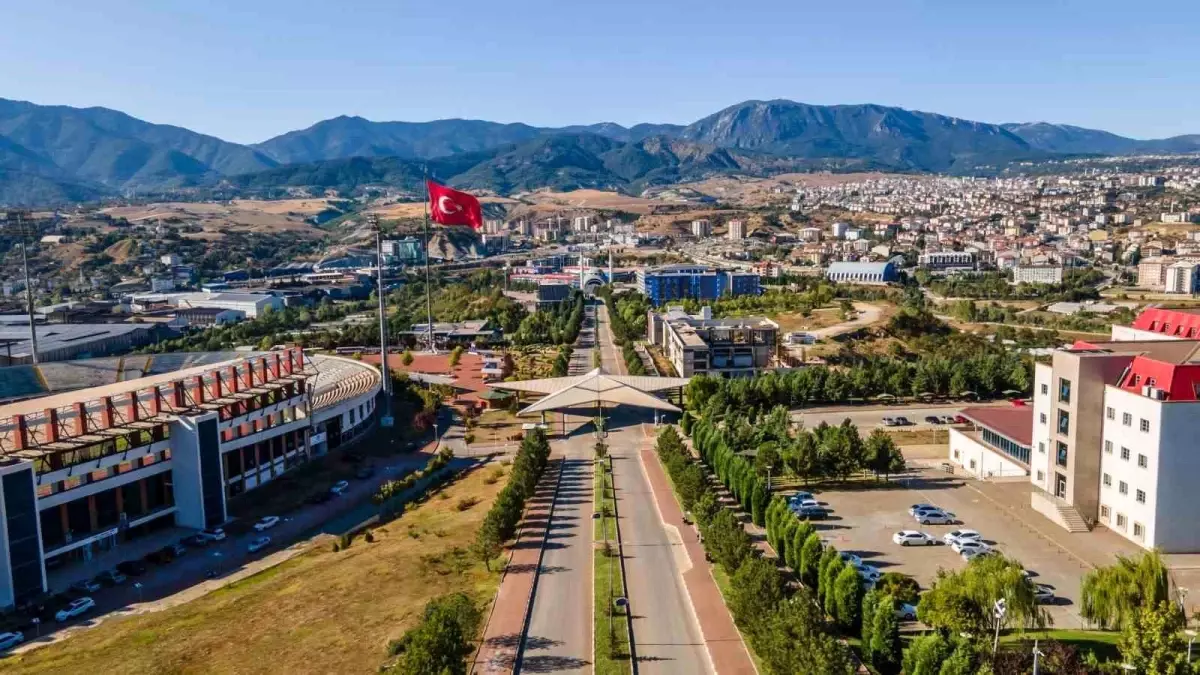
[487,368,691,415]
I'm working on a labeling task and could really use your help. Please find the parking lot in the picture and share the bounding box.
[802,467,1097,628]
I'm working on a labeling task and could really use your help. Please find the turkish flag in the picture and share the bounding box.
[427,179,484,230]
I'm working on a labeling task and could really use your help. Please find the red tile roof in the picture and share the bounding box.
[1130,307,1200,339]
[961,405,1033,446]
[1115,355,1200,402]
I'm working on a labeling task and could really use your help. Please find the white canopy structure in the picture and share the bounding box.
[488,368,691,415]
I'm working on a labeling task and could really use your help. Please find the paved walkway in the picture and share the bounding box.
[474,458,564,674]
[639,438,756,675]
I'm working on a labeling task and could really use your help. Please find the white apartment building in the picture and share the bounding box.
[1165,261,1200,294]
[727,220,745,241]
[691,219,711,238]
[1012,265,1064,285]
[831,222,850,239]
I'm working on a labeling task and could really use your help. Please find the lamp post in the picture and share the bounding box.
[30,617,40,639]
[766,465,773,493]
[1186,629,1198,663]
[133,582,144,604]
[1032,639,1044,675]
[992,597,1007,656]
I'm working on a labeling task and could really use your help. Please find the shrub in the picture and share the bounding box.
[456,497,479,511]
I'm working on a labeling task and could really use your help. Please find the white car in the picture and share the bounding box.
[909,503,938,516]
[790,492,814,504]
[951,539,990,555]
[1034,584,1055,604]
[854,563,882,582]
[794,499,820,511]
[55,596,95,622]
[840,552,863,567]
[894,602,918,621]
[330,480,350,495]
[248,536,272,553]
[942,529,982,546]
[201,527,226,542]
[961,547,993,562]
[915,510,956,525]
[0,631,24,651]
[253,516,280,532]
[893,530,936,546]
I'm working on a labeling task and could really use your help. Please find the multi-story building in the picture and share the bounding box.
[948,406,1033,480]
[1137,257,1171,290]
[691,219,711,238]
[636,264,759,306]
[535,282,573,310]
[1012,266,1064,285]
[918,251,976,271]
[0,347,381,607]
[1165,261,1200,294]
[1112,307,1200,341]
[381,237,425,264]
[726,220,745,241]
[646,306,777,377]
[831,222,850,240]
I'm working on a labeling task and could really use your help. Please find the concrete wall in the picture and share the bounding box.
[948,429,1028,479]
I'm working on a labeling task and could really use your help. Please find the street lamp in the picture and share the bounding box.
[992,597,1007,656]
[133,582,144,604]
[30,617,40,639]
[766,465,774,493]
[1032,639,1044,675]
[1186,629,1197,663]
[212,551,224,577]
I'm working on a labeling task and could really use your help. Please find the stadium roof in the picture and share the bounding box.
[487,368,691,415]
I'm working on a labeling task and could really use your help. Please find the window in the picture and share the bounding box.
[1104,440,1113,454]
[1039,442,1046,454]
[1039,413,1047,425]
[1100,505,1110,519]
[1103,473,1112,487]
[1106,406,1115,420]
[1119,481,1128,495]
[1056,442,1069,468]
[1036,470,1045,481]
[953,449,960,459]
[1134,522,1145,541]
[1117,513,1127,530]
[1121,446,1130,461]
[1123,412,1133,427]
[1138,454,1148,468]
[1058,378,1072,403]
[1140,419,1150,433]
[1057,410,1070,435]
[1136,489,1146,504]
[1041,383,1049,396]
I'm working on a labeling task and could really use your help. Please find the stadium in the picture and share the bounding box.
[0,347,382,608]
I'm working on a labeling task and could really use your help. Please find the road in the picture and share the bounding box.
[596,303,712,674]
[809,302,884,339]
[518,306,599,673]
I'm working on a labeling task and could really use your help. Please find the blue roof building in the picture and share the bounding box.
[636,264,760,305]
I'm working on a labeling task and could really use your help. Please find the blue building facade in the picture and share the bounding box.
[637,264,760,305]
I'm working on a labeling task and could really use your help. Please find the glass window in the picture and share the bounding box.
[1057,410,1070,435]
[1119,481,1128,495]
[1041,383,1049,395]
[1123,412,1132,427]
[1058,378,1072,403]
[1039,442,1046,454]
[1134,522,1144,540]
[1100,505,1110,519]
[1104,440,1113,454]
[1039,413,1047,425]
[1106,407,1115,420]
[1036,470,1045,481]
[1136,489,1146,504]
[1140,419,1150,433]
[1117,513,1127,529]
[1056,442,1069,468]
[1121,447,1130,461]
[1138,454,1148,468]
[1103,473,1112,487]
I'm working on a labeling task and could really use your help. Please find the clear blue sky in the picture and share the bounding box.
[2,0,1196,144]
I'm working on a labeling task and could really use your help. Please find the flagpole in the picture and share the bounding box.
[422,168,436,354]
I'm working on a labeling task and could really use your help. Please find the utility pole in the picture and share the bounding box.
[7,212,39,364]
[369,214,394,428]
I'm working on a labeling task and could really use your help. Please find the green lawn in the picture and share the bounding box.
[1000,628,1122,663]
[594,457,632,675]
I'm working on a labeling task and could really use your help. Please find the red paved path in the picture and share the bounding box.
[639,435,757,675]
[473,457,563,674]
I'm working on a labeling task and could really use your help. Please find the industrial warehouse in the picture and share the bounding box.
[0,347,381,608]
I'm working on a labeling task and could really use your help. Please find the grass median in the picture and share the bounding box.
[6,465,506,675]
[594,457,632,675]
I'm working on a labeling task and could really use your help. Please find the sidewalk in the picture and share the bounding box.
[473,457,563,675]
[639,439,757,675]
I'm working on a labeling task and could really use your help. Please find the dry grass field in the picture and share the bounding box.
[100,200,328,238]
[5,466,506,675]
[518,189,665,214]
[368,196,519,220]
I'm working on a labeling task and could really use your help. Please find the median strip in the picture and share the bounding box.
[593,448,633,675]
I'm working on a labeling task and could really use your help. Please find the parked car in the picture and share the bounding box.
[894,603,919,621]
[355,466,376,480]
[924,415,942,424]
[943,529,983,546]
[116,560,147,576]
[894,416,912,426]
[167,543,187,557]
[951,539,990,555]
[69,579,102,595]
[144,550,172,566]
[1034,584,1055,604]
[789,491,814,504]
[793,498,820,511]
[796,506,828,520]
[893,530,936,546]
[940,415,958,424]
[854,563,882,582]
[954,415,968,424]
[96,569,127,586]
[55,596,95,622]
[253,516,280,532]
[330,480,350,495]
[961,547,993,562]
[840,552,863,567]
[0,631,24,651]
[881,417,897,427]
[248,536,272,553]
[915,510,957,525]
[201,527,226,542]
[181,534,209,548]
[305,491,333,505]
[909,503,939,516]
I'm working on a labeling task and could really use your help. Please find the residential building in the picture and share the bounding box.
[726,220,745,241]
[919,251,976,271]
[690,219,711,238]
[831,222,850,239]
[1012,266,1064,285]
[1138,258,1171,289]
[646,306,778,377]
[636,265,759,306]
[824,261,898,284]
[0,348,381,608]
[1165,261,1200,294]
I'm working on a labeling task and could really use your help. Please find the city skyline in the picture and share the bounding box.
[2,0,1197,144]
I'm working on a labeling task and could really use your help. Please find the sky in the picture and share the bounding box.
[2,0,1197,144]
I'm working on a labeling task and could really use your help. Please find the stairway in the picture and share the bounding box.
[1055,503,1091,533]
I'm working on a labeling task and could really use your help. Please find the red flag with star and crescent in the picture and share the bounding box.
[427,179,484,230]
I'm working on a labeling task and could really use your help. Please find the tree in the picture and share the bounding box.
[388,593,482,675]
[1080,549,1170,631]
[861,590,879,664]
[789,432,820,484]
[901,633,977,675]
[755,443,781,477]
[448,345,464,367]
[471,519,503,572]
[874,572,920,605]
[756,594,856,675]
[918,554,1048,636]
[869,594,902,674]
[729,556,786,635]
[821,556,845,614]
[799,532,823,588]
[832,564,864,630]
[864,429,905,480]
[704,509,753,573]
[680,411,693,436]
[402,350,414,366]
[750,481,769,527]
[789,521,815,571]
[1119,601,1190,674]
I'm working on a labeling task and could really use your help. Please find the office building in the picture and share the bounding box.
[824,261,898,284]
[948,406,1033,480]
[646,306,778,377]
[0,347,381,607]
[381,238,425,264]
[636,265,760,306]
[1012,266,1064,285]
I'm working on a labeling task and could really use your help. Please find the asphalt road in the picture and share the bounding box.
[793,404,974,430]
[597,303,712,674]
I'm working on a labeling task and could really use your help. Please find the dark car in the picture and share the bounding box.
[894,416,912,426]
[116,560,147,576]
[305,491,333,505]
[797,506,829,520]
[145,549,173,566]
[924,415,941,424]
[355,466,376,480]
[181,534,209,548]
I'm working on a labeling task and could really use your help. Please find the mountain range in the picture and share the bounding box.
[1,96,1198,206]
